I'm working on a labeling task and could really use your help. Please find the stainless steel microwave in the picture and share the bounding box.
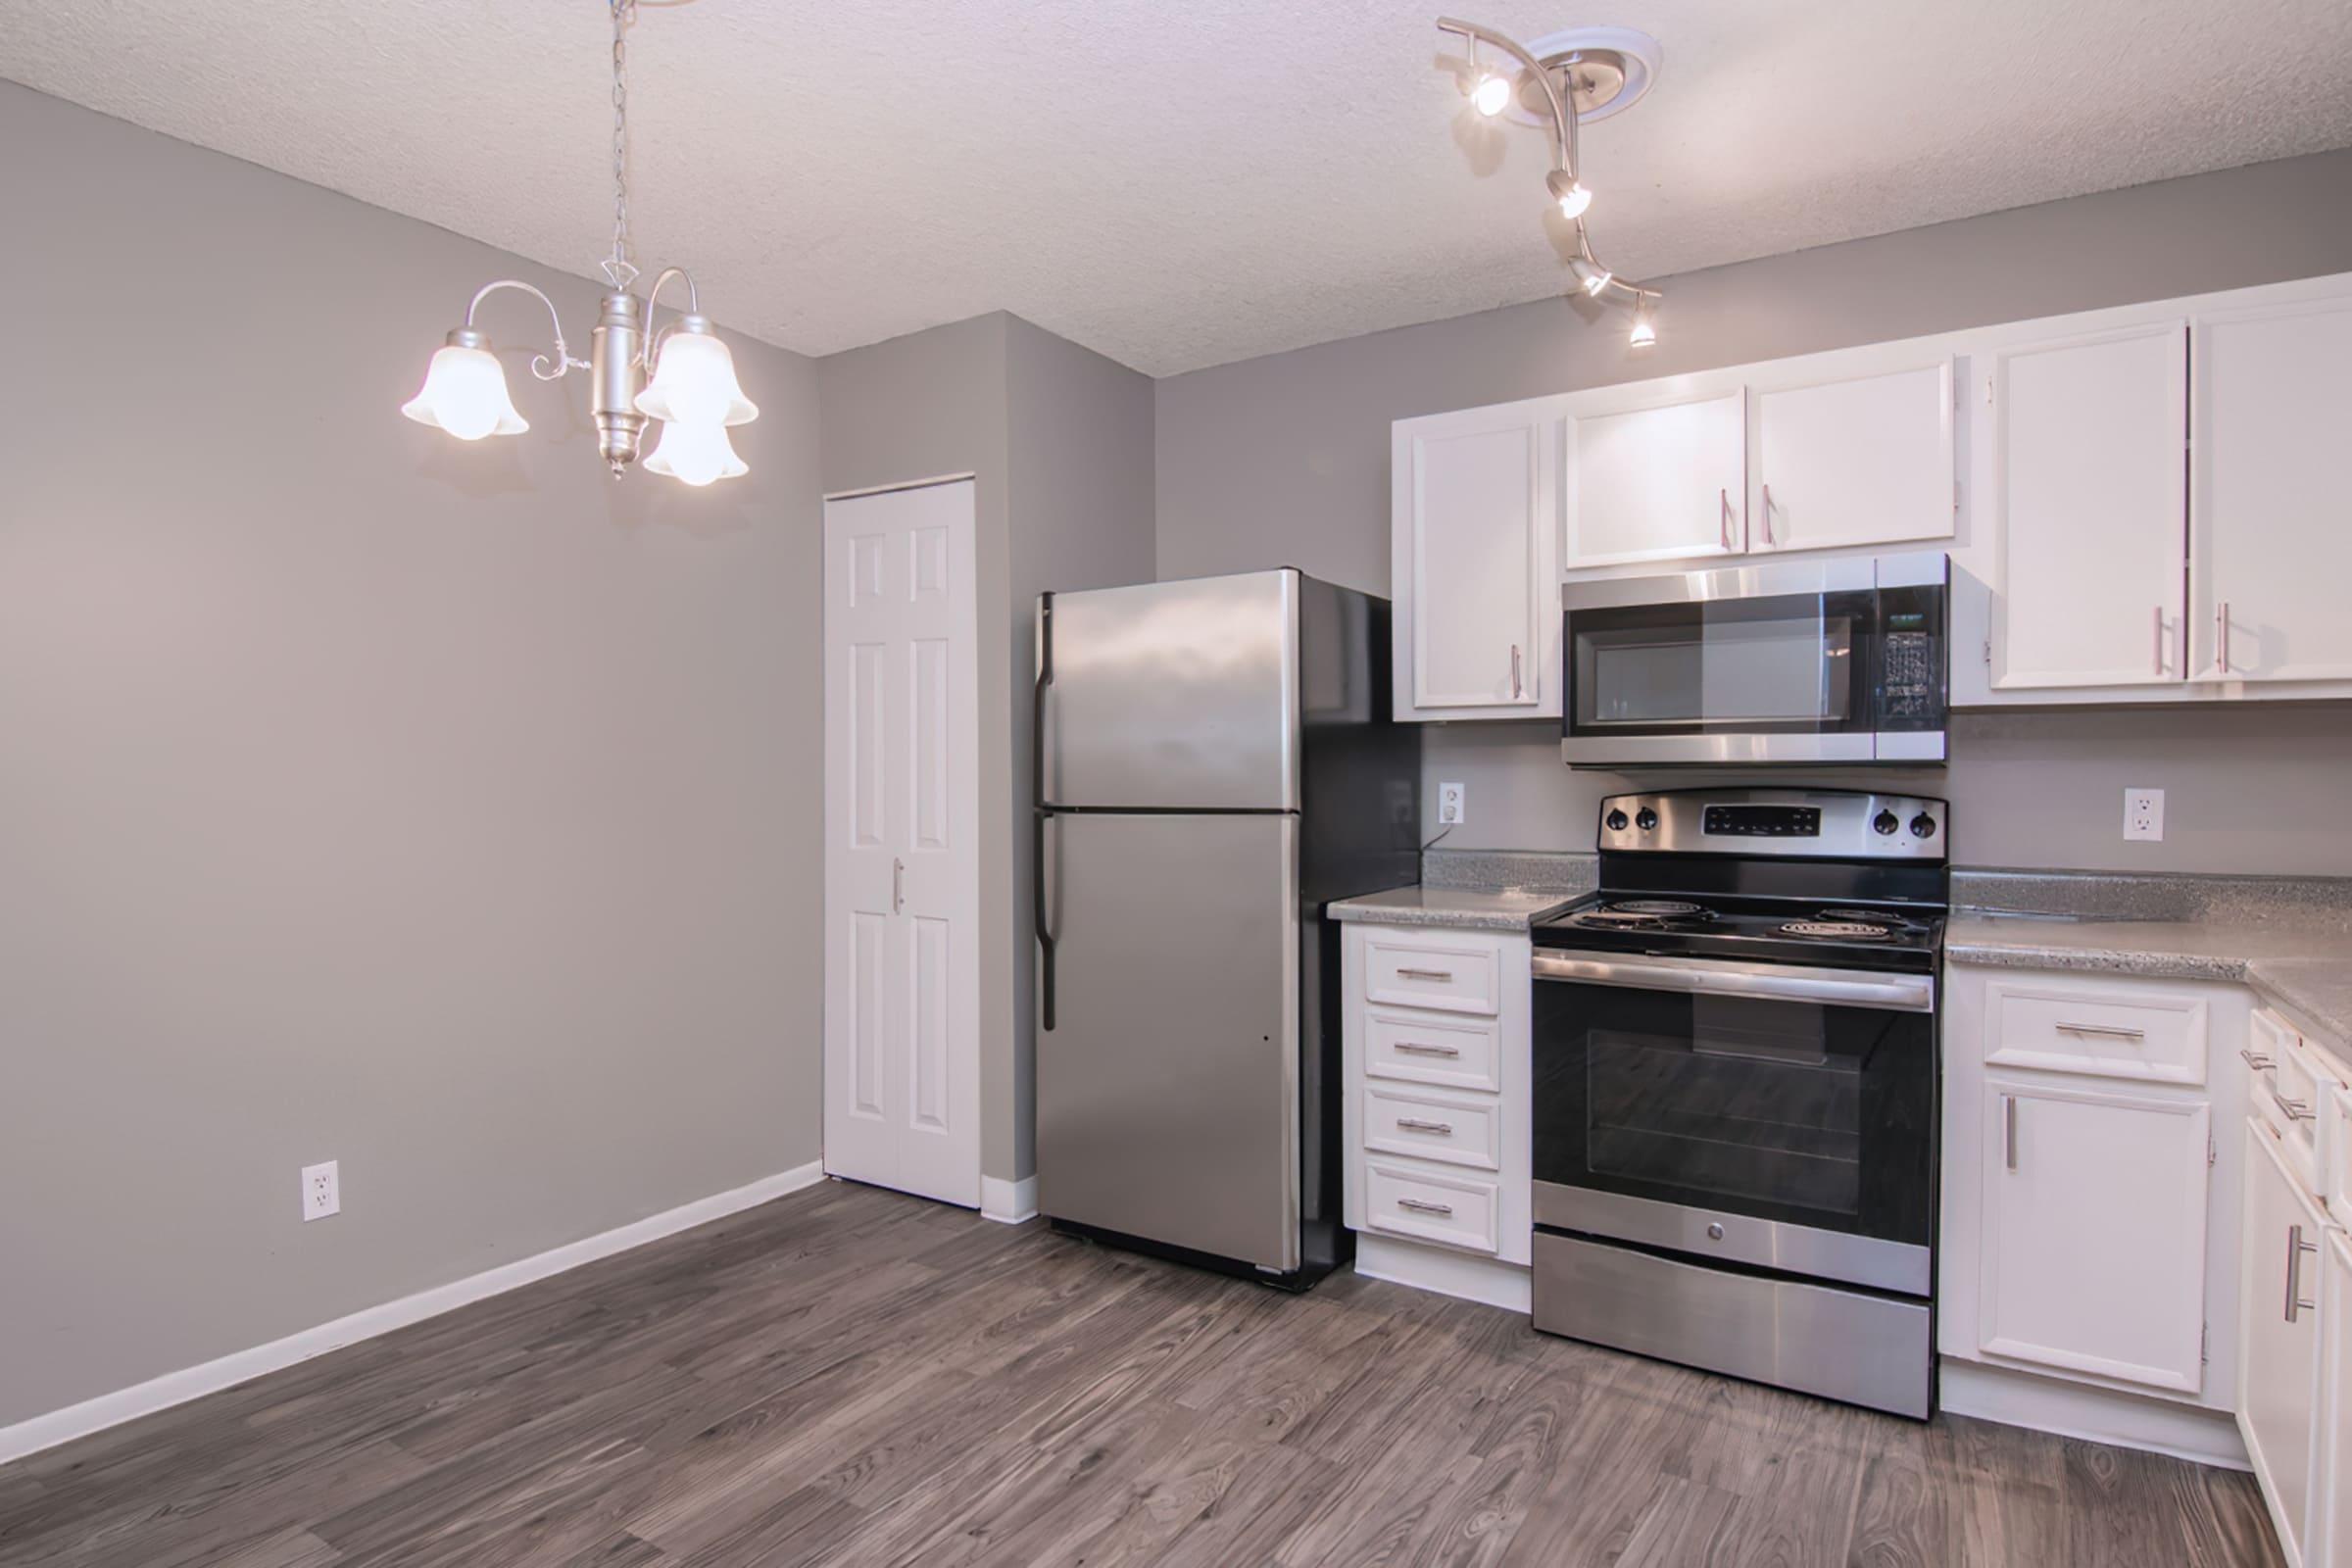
[1560,553,1948,766]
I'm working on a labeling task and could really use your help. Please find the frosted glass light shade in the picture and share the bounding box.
[642,417,749,487]
[401,343,527,440]
[635,330,758,427]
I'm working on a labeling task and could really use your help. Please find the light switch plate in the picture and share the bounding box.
[1437,782,1465,825]
[2123,788,2165,842]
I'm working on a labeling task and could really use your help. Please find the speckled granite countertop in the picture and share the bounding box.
[1946,915,2352,1043]
[1326,885,1578,932]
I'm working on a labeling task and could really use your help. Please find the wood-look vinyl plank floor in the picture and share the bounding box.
[0,1180,2281,1567]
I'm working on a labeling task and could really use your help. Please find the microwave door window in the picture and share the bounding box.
[1570,594,1869,736]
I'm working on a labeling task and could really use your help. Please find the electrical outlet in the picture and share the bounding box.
[301,1160,340,1222]
[1437,782,1466,825]
[2124,788,2165,843]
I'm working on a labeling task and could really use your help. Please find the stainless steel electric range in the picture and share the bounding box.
[1529,787,1948,1419]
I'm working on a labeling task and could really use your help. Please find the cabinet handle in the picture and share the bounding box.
[2241,1049,2275,1071]
[2055,1021,2145,1041]
[1719,487,1734,551]
[1393,1041,1462,1058]
[1396,967,1454,982]
[1760,482,1777,545]
[2153,607,2164,676]
[1510,643,1523,699]
[1394,1116,1455,1136]
[2278,1096,2316,1123]
[2002,1094,2018,1172]
[892,857,906,914]
[2217,602,2230,674]
[2285,1224,2320,1322]
[1396,1197,1455,1217]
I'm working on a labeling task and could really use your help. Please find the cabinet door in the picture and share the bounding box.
[2319,1230,2352,1568]
[1394,403,1560,718]
[1563,390,1745,568]
[1991,323,2188,689]
[2241,1119,2326,1567]
[2192,296,2352,683]
[1751,358,1956,554]
[1978,1079,2209,1392]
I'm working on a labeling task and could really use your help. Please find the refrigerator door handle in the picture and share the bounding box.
[1034,594,1056,1031]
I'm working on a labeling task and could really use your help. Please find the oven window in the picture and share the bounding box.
[1568,591,1874,736]
[1534,981,1934,1244]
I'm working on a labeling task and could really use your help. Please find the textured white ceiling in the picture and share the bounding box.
[6,1,2351,374]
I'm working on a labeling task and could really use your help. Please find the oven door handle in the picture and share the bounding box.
[1532,951,1936,1013]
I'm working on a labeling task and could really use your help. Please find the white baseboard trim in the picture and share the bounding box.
[0,1159,827,1466]
[1354,1234,1531,1313]
[980,1174,1038,1224]
[1938,1357,2250,1471]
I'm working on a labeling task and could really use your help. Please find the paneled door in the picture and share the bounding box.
[822,479,980,1206]
[1563,389,1746,569]
[1750,358,1956,555]
[2191,294,2352,683]
[1990,322,2188,688]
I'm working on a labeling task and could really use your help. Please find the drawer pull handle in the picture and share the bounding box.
[2241,1049,2276,1071]
[1393,1042,1462,1058]
[2285,1224,2320,1322]
[2056,1021,2144,1041]
[1396,967,1455,982]
[2278,1096,2316,1123]
[1394,1116,1454,1135]
[2002,1094,2018,1173]
[1396,1197,1455,1217]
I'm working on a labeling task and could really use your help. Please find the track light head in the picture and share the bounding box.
[1546,169,1593,219]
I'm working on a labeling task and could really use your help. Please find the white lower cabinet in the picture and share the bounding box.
[1977,1078,2211,1392]
[2242,1119,2328,1565]
[2317,1227,2352,1568]
[1341,921,1532,1274]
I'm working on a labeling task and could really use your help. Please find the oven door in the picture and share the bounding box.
[1531,952,1936,1296]
[1559,555,1946,765]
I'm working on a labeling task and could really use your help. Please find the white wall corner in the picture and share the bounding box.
[0,1160,826,1466]
[980,1173,1039,1224]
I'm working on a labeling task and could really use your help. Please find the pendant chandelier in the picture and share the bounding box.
[1438,17,1662,347]
[401,0,757,484]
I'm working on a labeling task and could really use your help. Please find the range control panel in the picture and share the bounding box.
[1598,789,1947,860]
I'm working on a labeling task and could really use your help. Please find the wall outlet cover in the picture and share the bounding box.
[1437,782,1466,825]
[2123,787,2165,842]
[302,1160,340,1222]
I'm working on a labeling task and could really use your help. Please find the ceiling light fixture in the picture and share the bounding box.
[401,0,757,482]
[1438,17,1662,346]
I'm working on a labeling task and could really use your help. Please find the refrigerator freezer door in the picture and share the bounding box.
[1040,571,1299,811]
[1036,810,1299,1269]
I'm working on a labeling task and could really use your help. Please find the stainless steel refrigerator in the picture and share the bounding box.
[1033,568,1419,1287]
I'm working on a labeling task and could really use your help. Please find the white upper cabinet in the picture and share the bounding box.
[1562,390,1745,568]
[1393,399,1562,721]
[2191,296,2352,683]
[1976,1077,2210,1394]
[1990,322,2188,689]
[1751,357,1956,555]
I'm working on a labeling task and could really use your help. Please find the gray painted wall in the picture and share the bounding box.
[816,314,1154,1184]
[0,82,825,1428]
[1153,148,2352,876]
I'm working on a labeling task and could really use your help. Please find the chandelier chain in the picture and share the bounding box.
[604,0,639,289]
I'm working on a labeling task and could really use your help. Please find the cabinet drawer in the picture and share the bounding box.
[1363,936,1501,1015]
[2249,1009,2344,1192]
[1363,1161,1499,1254]
[1365,1008,1501,1091]
[2325,1081,2352,1225]
[1984,977,2206,1085]
[1363,1086,1500,1171]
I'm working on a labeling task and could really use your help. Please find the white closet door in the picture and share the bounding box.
[1563,390,1745,568]
[823,479,981,1206]
[2191,295,2352,683]
[1991,322,2188,688]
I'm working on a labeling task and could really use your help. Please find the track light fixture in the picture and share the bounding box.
[1440,17,1661,347]
[401,0,758,483]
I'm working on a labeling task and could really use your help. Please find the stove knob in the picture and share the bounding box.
[1872,810,1899,835]
[1706,1223,1725,1241]
[1636,808,1659,831]
[1605,808,1630,831]
[1909,813,1937,839]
